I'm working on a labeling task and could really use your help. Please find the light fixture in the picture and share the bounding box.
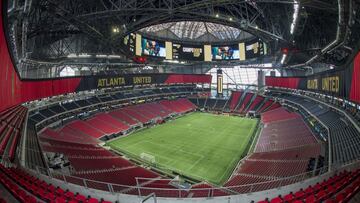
[112,27,120,33]
[229,17,233,21]
[280,54,287,64]
[290,1,299,35]
[215,14,219,18]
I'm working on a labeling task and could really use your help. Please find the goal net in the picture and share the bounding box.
[140,153,156,164]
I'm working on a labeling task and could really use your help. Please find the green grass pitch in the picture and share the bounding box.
[107,112,258,185]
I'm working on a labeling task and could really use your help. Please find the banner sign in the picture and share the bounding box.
[75,73,211,91]
[266,68,351,99]
[217,69,223,96]
[306,71,345,97]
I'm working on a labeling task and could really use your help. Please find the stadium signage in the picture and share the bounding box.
[97,76,153,87]
[74,74,211,92]
[266,70,347,98]
[133,76,152,84]
[97,77,125,88]
[249,52,360,103]
[307,79,318,90]
[321,76,339,93]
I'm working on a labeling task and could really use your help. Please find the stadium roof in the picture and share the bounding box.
[139,21,253,43]
[3,0,360,77]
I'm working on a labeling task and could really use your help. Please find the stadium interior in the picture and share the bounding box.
[0,0,360,203]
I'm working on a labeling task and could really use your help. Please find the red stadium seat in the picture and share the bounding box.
[75,194,87,202]
[87,198,99,203]
[294,189,306,199]
[270,196,283,203]
[55,197,67,203]
[305,194,317,203]
[283,193,294,202]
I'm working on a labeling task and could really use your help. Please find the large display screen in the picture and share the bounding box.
[211,45,240,60]
[132,34,267,61]
[141,37,166,57]
[172,44,204,61]
[245,39,265,59]
[123,33,136,53]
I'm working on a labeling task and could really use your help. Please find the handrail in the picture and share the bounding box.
[13,88,360,198]
[141,193,157,203]
[26,162,329,192]
[12,157,360,200]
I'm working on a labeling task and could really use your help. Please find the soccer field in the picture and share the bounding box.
[107,112,258,185]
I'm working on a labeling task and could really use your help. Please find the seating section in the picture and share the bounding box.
[190,91,280,115]
[6,92,359,201]
[261,107,301,124]
[225,107,321,193]
[0,164,111,203]
[236,92,254,113]
[249,144,321,160]
[0,105,27,161]
[238,160,309,177]
[91,113,130,132]
[67,120,104,139]
[272,92,360,165]
[256,118,317,152]
[40,128,98,144]
[257,100,274,113]
[159,98,196,113]
[27,85,197,125]
[74,167,159,189]
[121,108,151,123]
[85,117,124,135]
[39,132,178,196]
[109,110,140,126]
[247,96,265,112]
[40,138,112,157]
[229,91,243,111]
[258,169,360,203]
[69,157,134,171]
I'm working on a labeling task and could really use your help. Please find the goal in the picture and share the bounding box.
[140,152,156,164]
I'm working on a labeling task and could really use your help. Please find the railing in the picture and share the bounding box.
[14,88,360,199]
[267,94,332,171]
[19,161,336,199]
[268,89,360,169]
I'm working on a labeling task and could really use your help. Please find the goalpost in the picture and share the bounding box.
[140,152,156,165]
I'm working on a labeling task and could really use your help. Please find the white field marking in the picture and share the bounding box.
[217,120,258,183]
[214,122,249,182]
[198,119,238,180]
[184,149,206,171]
[126,140,206,168]
[133,136,228,183]
[113,114,258,184]
[115,141,175,163]
[198,118,256,183]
